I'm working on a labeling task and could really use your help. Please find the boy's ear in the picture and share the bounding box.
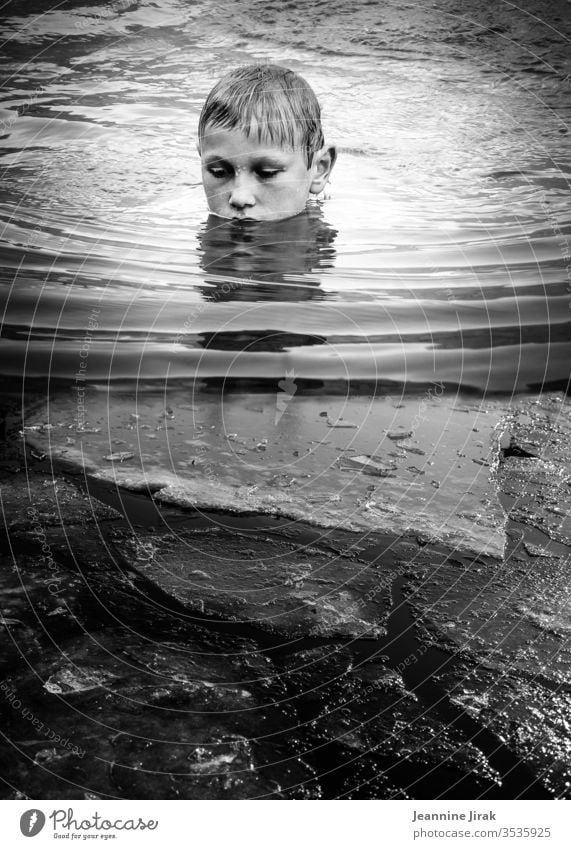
[310,145,337,195]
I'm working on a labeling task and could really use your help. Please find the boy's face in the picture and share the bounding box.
[199,126,330,221]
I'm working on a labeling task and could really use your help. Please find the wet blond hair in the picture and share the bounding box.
[198,64,325,168]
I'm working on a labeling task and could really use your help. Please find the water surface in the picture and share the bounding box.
[1,0,571,803]
[1,0,570,394]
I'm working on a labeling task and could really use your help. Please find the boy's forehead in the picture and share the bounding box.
[201,121,304,157]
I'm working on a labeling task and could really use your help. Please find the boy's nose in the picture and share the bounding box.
[229,173,256,211]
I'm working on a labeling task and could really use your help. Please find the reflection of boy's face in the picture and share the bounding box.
[198,208,337,283]
[200,126,323,222]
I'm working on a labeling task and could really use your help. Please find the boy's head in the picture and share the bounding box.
[198,64,336,221]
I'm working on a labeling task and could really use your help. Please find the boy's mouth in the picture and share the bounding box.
[230,217,259,225]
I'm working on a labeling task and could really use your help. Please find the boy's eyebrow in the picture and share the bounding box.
[202,152,293,167]
[251,155,290,167]
[203,154,229,165]
[204,153,287,169]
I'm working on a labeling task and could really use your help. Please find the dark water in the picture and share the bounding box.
[0,0,570,393]
[1,1,570,802]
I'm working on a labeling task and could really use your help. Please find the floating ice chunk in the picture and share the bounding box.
[327,418,358,428]
[340,455,398,477]
[386,430,413,440]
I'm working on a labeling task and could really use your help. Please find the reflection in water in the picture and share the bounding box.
[198,208,337,295]
[195,210,338,388]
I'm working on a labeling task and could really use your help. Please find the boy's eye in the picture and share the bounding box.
[207,166,229,179]
[256,168,280,180]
